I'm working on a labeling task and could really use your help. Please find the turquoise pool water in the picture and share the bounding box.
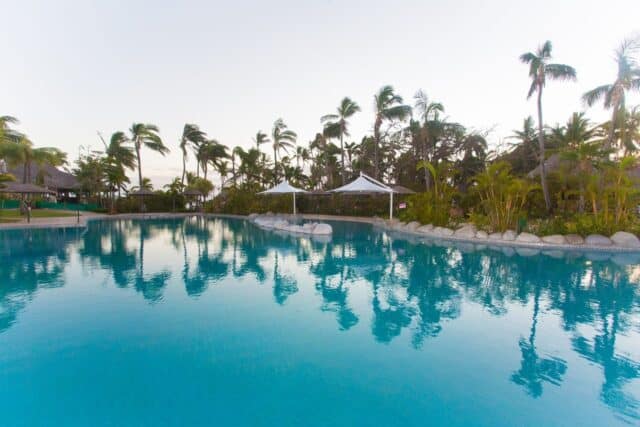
[1,217,640,426]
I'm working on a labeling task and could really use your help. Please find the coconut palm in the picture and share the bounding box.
[164,177,184,212]
[321,97,361,184]
[0,116,21,144]
[197,139,228,182]
[253,131,270,151]
[1,136,67,184]
[128,123,168,189]
[413,90,445,189]
[179,124,207,186]
[373,85,411,179]
[271,118,297,182]
[520,40,576,212]
[583,38,640,151]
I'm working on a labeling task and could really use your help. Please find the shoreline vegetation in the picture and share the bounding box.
[2,37,640,241]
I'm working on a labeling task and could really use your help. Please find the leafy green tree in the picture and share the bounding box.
[583,38,640,151]
[179,124,207,186]
[253,131,270,151]
[128,123,168,190]
[373,85,411,179]
[164,177,184,212]
[271,118,297,182]
[520,40,576,212]
[321,97,361,184]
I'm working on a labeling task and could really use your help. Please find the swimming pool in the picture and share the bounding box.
[1,217,639,426]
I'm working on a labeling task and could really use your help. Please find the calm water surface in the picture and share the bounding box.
[1,217,640,426]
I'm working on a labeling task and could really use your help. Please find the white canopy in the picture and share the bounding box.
[258,180,307,194]
[258,180,307,214]
[330,173,397,219]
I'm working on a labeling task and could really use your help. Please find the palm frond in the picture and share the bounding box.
[582,84,612,107]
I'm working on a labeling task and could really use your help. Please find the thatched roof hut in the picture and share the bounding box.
[7,162,79,192]
[0,182,56,195]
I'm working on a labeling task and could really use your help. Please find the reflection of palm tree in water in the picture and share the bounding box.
[272,252,298,305]
[134,222,171,303]
[311,241,358,331]
[571,278,640,423]
[511,285,567,397]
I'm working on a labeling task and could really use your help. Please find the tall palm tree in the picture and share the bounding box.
[520,41,576,212]
[0,116,21,144]
[271,118,297,182]
[321,97,361,184]
[197,139,228,182]
[179,124,207,186]
[1,136,66,184]
[128,123,168,190]
[413,90,444,189]
[373,85,411,179]
[253,131,270,151]
[583,38,640,151]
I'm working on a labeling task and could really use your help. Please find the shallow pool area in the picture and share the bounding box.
[1,217,640,426]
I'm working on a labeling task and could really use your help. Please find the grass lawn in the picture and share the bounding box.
[0,209,77,222]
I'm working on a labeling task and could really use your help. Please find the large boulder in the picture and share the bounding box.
[610,231,640,248]
[405,221,421,232]
[248,213,259,220]
[542,234,568,245]
[416,224,434,234]
[454,225,477,239]
[433,227,454,237]
[565,234,585,245]
[302,222,317,232]
[273,220,290,231]
[585,234,613,247]
[386,218,400,229]
[312,223,333,235]
[502,230,517,241]
[516,232,542,244]
[488,232,503,241]
[476,230,489,240]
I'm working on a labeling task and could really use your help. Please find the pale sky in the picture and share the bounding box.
[2,0,639,187]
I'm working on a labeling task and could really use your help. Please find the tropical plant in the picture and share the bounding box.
[253,131,270,151]
[583,37,640,151]
[179,124,207,186]
[373,85,411,179]
[473,161,538,232]
[520,40,576,212]
[128,123,168,189]
[271,118,297,182]
[321,97,361,184]
[164,177,185,212]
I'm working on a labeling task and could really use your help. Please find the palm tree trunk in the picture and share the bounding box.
[373,116,381,179]
[340,132,345,185]
[606,101,619,153]
[181,149,187,186]
[135,143,143,212]
[536,88,552,213]
[273,146,278,183]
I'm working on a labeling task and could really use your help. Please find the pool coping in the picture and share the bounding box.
[2,212,640,255]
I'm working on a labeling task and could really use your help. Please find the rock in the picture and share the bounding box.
[312,223,333,235]
[565,234,585,245]
[610,231,640,248]
[393,221,407,231]
[454,226,477,239]
[516,232,542,244]
[273,220,290,230]
[542,250,565,259]
[405,221,421,232]
[302,223,317,232]
[516,248,540,257]
[611,253,640,266]
[248,213,259,220]
[476,230,488,239]
[433,227,454,237]
[488,232,503,240]
[542,234,568,245]
[585,234,613,247]
[416,224,434,234]
[386,219,400,229]
[502,230,517,241]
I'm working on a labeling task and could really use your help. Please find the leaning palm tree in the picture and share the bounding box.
[253,131,270,151]
[373,86,411,179]
[271,118,297,182]
[321,97,361,184]
[179,124,207,186]
[128,123,169,189]
[520,41,576,212]
[583,37,640,151]
[0,116,21,144]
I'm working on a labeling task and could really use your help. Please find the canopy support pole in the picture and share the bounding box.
[389,191,393,220]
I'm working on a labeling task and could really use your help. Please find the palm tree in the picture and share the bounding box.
[321,97,361,184]
[0,116,21,144]
[271,118,297,182]
[197,139,228,182]
[179,124,207,186]
[583,38,640,151]
[520,41,576,212]
[507,117,540,175]
[413,90,444,189]
[253,131,270,151]
[164,177,184,212]
[1,136,67,184]
[373,85,411,179]
[128,123,168,189]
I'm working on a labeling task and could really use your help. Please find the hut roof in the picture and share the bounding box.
[7,162,79,191]
[129,188,155,197]
[0,182,56,194]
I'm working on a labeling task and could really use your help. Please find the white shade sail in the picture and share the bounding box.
[329,173,398,219]
[329,173,392,194]
[258,181,308,194]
